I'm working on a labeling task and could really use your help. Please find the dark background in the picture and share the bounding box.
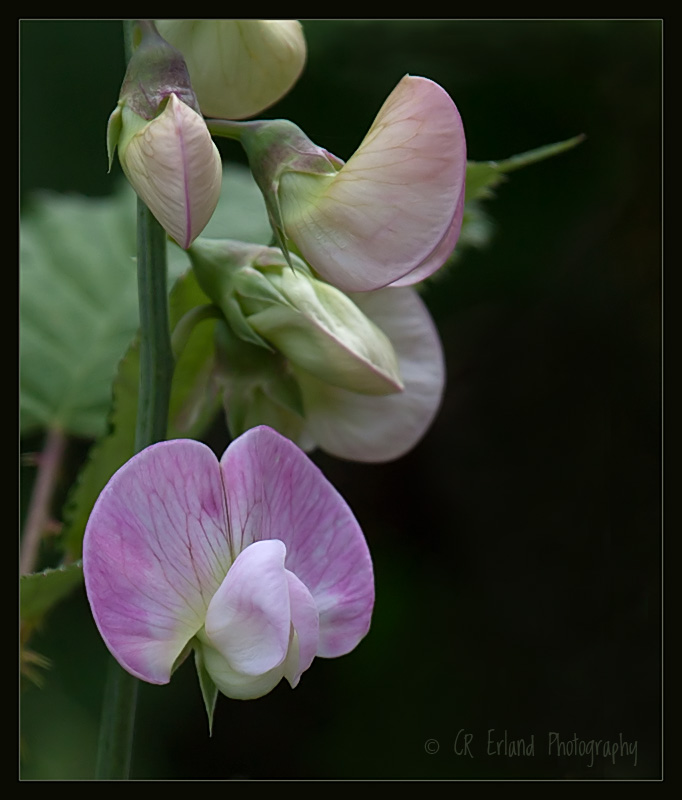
[20,20,661,779]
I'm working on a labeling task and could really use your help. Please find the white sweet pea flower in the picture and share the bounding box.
[156,20,307,120]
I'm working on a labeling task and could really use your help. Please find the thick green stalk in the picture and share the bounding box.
[95,200,174,780]
[134,201,174,450]
[95,21,175,776]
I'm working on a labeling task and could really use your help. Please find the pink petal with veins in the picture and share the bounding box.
[122,93,222,249]
[220,426,374,657]
[280,75,466,292]
[83,439,230,684]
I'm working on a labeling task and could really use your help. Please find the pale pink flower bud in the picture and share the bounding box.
[156,20,307,120]
[114,93,222,249]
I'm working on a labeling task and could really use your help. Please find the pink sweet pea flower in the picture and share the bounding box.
[276,75,466,292]
[83,426,374,701]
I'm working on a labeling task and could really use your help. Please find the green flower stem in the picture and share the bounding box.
[95,202,174,779]
[171,303,223,362]
[134,201,175,450]
[96,201,174,780]
[206,118,252,141]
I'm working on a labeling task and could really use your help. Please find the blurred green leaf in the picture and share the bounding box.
[20,562,83,625]
[21,165,271,440]
[61,270,220,560]
[465,135,585,203]
[442,135,586,267]
[20,188,138,438]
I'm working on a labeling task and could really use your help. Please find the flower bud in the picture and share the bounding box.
[156,20,307,120]
[188,238,403,396]
[107,23,222,248]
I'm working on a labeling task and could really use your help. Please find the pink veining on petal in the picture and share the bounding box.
[122,93,221,250]
[83,440,231,684]
[173,94,193,249]
[280,75,467,292]
[220,426,375,657]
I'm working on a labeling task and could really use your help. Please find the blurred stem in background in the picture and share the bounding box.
[19,428,68,575]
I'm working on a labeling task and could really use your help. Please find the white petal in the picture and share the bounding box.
[295,287,445,462]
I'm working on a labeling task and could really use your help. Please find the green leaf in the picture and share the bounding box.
[20,187,139,438]
[60,342,138,560]
[194,646,219,736]
[166,271,222,439]
[435,134,587,269]
[21,165,271,440]
[20,562,84,625]
[465,134,585,203]
[61,270,220,560]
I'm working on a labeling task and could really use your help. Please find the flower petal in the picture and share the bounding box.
[220,426,374,657]
[198,636,289,700]
[204,539,291,675]
[157,20,307,120]
[244,268,404,395]
[283,570,320,686]
[83,440,231,684]
[122,93,222,249]
[279,75,466,292]
[295,287,445,462]
[389,188,465,287]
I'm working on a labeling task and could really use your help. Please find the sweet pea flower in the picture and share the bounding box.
[156,20,307,120]
[189,239,445,462]
[83,426,374,702]
[293,285,446,462]
[215,75,466,292]
[107,22,222,249]
[189,239,403,397]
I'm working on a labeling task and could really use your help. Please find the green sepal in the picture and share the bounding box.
[188,238,295,352]
[224,295,273,351]
[106,104,123,172]
[211,118,340,270]
[118,21,201,120]
[214,319,307,441]
[194,644,219,736]
[232,266,293,308]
